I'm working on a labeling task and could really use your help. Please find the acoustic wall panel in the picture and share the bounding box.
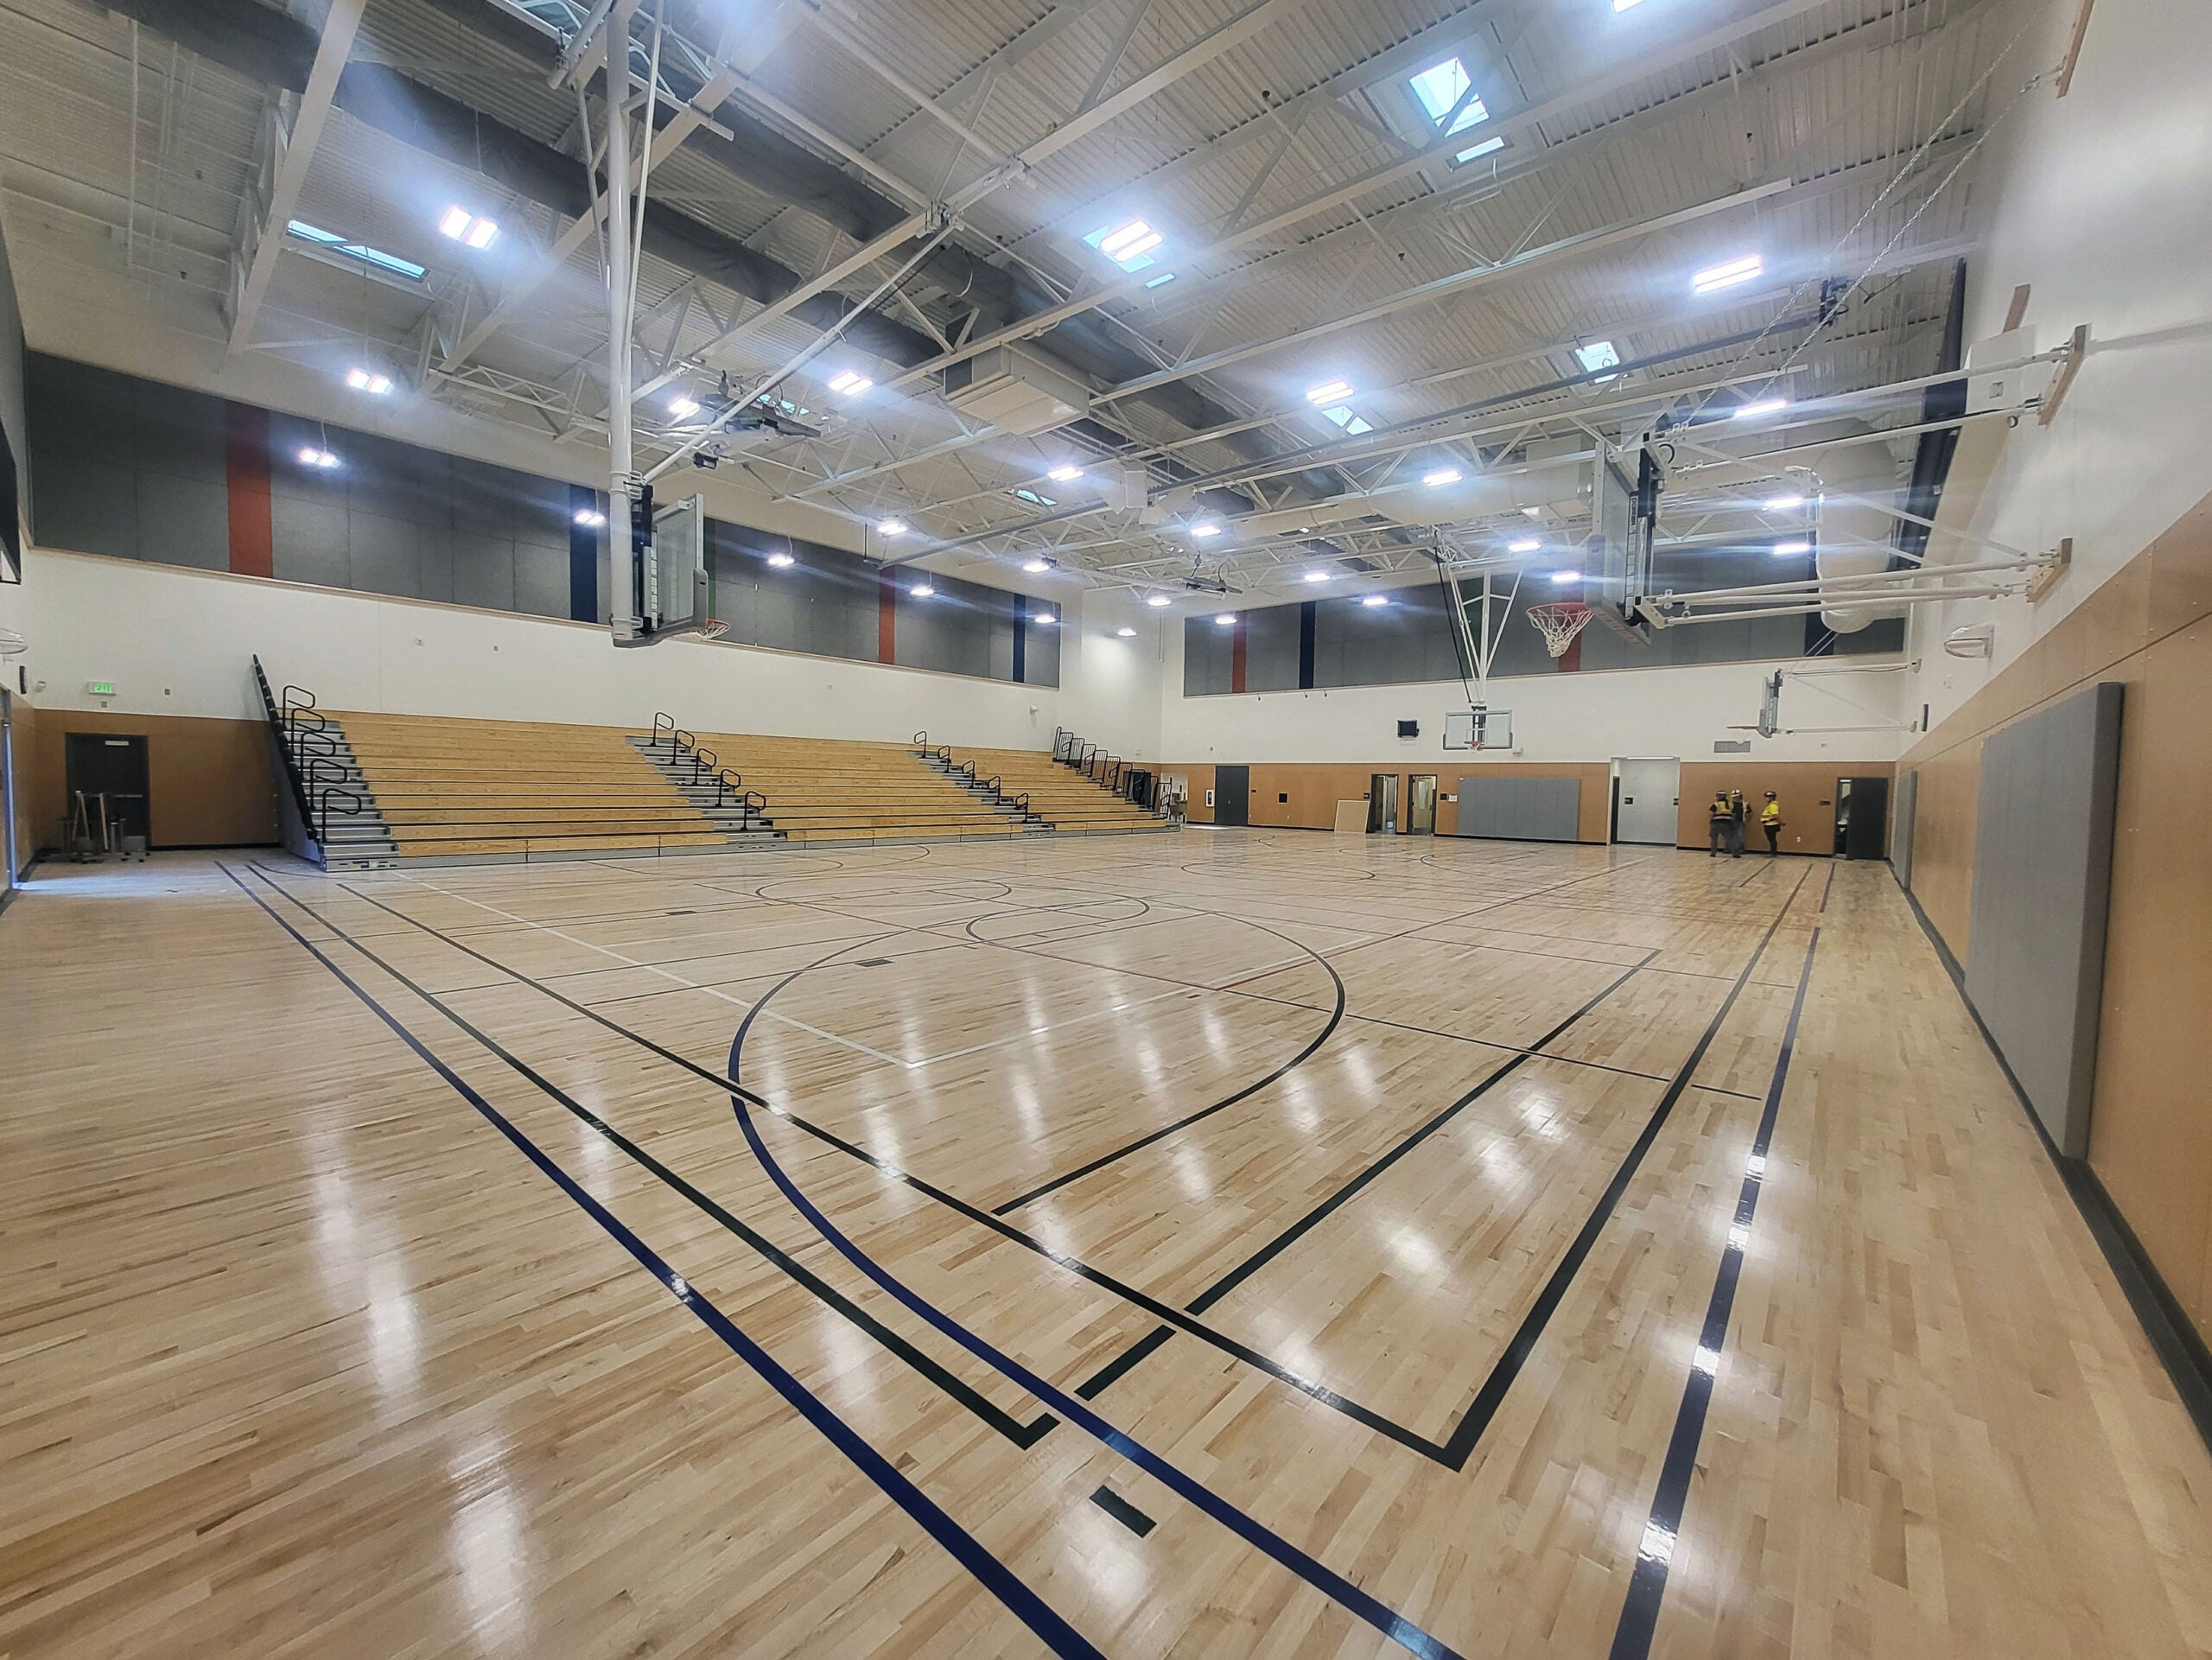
[1965,682,2123,1156]
[1450,774,1580,842]
[1891,766,1918,890]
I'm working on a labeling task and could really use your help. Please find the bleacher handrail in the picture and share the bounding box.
[252,656,328,853]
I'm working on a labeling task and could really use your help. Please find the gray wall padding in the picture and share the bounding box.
[1450,773,1581,842]
[1891,766,1918,890]
[1964,682,2123,1157]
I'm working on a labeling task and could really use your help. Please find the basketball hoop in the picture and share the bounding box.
[698,619,729,641]
[1527,601,1594,658]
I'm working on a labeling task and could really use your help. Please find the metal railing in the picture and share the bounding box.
[648,710,771,830]
[253,655,340,852]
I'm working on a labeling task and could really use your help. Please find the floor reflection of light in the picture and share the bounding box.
[448,1436,528,1651]
[1069,1505,1152,1617]
[1388,1226,1441,1275]
[365,1261,423,1402]
[575,1123,614,1201]
[1010,1075,1045,1138]
[1172,1146,1211,1204]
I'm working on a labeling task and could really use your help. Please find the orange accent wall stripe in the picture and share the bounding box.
[878,568,897,664]
[224,402,272,578]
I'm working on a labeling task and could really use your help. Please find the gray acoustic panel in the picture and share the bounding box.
[1891,767,1918,891]
[1964,682,2123,1156]
[1450,774,1580,842]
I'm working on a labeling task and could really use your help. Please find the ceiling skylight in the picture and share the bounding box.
[1573,340,1621,381]
[286,220,426,282]
[1319,404,1373,437]
[1408,58,1504,164]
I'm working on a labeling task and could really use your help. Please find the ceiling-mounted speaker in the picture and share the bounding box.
[1943,621,1997,658]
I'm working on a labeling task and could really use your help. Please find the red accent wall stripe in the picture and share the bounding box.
[878,568,898,664]
[224,402,273,578]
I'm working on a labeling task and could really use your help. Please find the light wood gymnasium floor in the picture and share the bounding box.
[3,832,2209,1659]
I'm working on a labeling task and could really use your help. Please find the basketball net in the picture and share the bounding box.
[1526,601,1594,658]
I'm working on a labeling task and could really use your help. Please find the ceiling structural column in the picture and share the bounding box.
[224,0,365,354]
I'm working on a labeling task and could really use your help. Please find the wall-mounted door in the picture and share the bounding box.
[1407,774,1437,835]
[1612,757,1681,845]
[66,732,152,844]
[1367,773,1401,833]
[1214,764,1250,827]
[1836,775,1891,860]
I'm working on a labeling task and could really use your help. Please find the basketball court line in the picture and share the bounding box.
[232,866,1471,1660]
[218,868,1103,1660]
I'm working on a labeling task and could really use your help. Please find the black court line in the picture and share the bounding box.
[1075,1325,1174,1399]
[321,879,1465,1459]
[1090,1486,1157,1537]
[217,868,1101,1660]
[1079,868,1810,1463]
[333,855,1804,1477]
[728,1079,1467,1660]
[1607,923,1821,1657]
[242,868,1058,1451]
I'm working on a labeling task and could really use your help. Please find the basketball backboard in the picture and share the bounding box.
[614,491,719,647]
[1444,708,1514,751]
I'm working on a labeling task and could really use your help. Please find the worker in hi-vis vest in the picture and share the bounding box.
[1708,792,1732,856]
[1760,790,1783,855]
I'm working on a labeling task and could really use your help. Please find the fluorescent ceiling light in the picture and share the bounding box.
[440,206,498,248]
[1116,626,1137,637]
[573,507,607,527]
[1732,398,1788,419]
[878,518,909,536]
[766,550,796,568]
[1021,557,1051,573]
[345,367,391,395]
[1304,569,1332,583]
[1573,340,1621,380]
[1422,467,1463,487]
[1548,569,1582,583]
[1031,614,1058,626]
[1522,506,1544,518]
[1084,219,1162,272]
[909,582,935,598]
[1190,522,1222,538]
[1306,378,1354,405]
[297,447,339,468]
[666,395,701,418]
[1046,464,1084,483]
[1614,0,1648,10]
[464,217,498,250]
[1509,537,1541,553]
[1772,540,1811,556]
[1213,613,1238,626]
[1763,493,1805,511]
[1146,594,1172,607]
[1362,594,1389,607]
[1693,253,1764,294]
[439,206,472,239]
[826,370,872,397]
[1319,404,1373,436]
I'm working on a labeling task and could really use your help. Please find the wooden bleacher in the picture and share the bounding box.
[689,730,1030,844]
[947,747,1167,833]
[337,712,724,858]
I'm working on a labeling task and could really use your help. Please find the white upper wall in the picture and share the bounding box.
[1908,0,2212,730]
[16,548,1170,755]
[1157,619,1905,764]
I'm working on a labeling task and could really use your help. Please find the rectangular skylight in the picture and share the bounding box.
[1084,219,1161,273]
[1319,404,1373,436]
[1573,340,1621,380]
[1408,58,1501,164]
[1013,487,1058,507]
[286,219,426,282]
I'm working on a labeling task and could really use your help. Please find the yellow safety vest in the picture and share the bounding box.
[1760,800,1781,824]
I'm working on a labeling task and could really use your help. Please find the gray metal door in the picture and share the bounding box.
[1613,757,1681,845]
[1367,773,1400,832]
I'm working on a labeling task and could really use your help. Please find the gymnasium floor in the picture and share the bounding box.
[4,832,2209,1658]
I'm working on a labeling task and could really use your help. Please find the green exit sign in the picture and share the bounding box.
[86,680,117,697]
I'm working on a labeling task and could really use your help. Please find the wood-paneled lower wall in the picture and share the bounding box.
[21,710,278,851]
[1897,488,2212,1347]
[1674,761,1895,855]
[1176,760,1612,841]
